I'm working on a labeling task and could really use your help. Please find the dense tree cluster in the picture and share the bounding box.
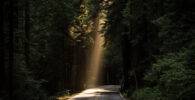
[0,0,91,99]
[105,0,195,99]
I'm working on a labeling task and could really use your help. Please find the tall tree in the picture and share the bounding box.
[24,0,30,67]
[0,0,5,95]
[8,0,15,99]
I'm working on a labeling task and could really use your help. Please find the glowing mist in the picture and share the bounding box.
[85,13,106,87]
[86,32,105,88]
[85,0,111,88]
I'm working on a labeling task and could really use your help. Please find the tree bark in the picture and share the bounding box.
[121,34,131,91]
[25,0,30,67]
[8,0,15,99]
[0,0,5,93]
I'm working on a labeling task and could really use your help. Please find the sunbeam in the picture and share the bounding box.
[85,15,105,88]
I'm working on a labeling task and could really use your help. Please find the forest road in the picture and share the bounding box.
[68,85,125,100]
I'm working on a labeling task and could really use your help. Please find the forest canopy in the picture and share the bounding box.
[0,0,195,100]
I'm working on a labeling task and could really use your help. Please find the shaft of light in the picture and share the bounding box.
[86,32,105,88]
[85,12,106,88]
[85,0,111,88]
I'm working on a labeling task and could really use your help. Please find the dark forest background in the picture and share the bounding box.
[0,0,195,100]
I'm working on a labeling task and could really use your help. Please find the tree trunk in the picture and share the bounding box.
[121,34,131,91]
[0,0,5,92]
[25,0,30,67]
[8,0,15,99]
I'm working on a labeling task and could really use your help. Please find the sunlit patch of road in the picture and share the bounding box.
[68,85,125,100]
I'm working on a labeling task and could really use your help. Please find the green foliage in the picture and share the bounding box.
[132,87,162,100]
[145,51,188,82]
[117,0,195,99]
[104,36,122,66]
[29,0,82,93]
[68,0,97,48]
[154,13,194,52]
[139,50,195,100]
[13,53,47,100]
